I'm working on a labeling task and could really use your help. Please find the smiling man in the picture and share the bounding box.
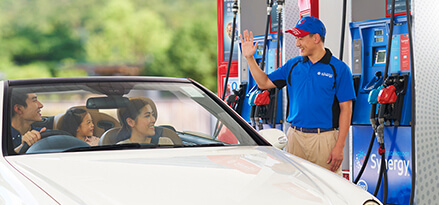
[240,16,356,175]
[11,91,46,153]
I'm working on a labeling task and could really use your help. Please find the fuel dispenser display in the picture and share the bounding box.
[351,16,411,126]
[350,15,412,205]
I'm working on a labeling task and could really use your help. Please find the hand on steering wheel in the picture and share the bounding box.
[18,130,72,154]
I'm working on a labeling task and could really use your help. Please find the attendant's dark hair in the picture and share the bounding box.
[60,108,88,137]
[116,97,157,141]
[309,33,325,43]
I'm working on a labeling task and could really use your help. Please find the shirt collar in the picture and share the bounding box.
[11,126,20,138]
[302,48,332,64]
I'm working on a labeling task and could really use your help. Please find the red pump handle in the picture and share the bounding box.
[377,85,397,104]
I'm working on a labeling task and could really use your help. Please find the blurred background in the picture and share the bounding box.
[0,0,218,92]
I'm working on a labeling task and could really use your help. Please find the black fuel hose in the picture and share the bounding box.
[272,0,284,128]
[383,152,389,205]
[383,0,396,81]
[251,0,273,129]
[405,0,415,204]
[259,0,273,72]
[353,104,377,184]
[214,0,238,140]
[369,1,396,203]
[221,0,238,100]
[339,0,347,60]
[353,130,376,184]
[377,0,396,203]
[373,149,385,196]
[373,150,388,205]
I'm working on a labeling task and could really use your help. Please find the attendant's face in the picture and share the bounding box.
[129,104,156,137]
[295,34,317,57]
[21,93,44,123]
[77,113,94,138]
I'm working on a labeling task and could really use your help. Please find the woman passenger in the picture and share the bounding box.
[60,108,99,146]
[116,97,159,144]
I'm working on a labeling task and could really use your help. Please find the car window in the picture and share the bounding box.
[6,80,258,155]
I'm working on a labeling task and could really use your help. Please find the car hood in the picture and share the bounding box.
[6,146,378,204]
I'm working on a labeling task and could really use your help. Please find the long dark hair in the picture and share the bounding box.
[116,97,157,141]
[60,108,88,137]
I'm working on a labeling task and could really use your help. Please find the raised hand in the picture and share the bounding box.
[240,30,258,59]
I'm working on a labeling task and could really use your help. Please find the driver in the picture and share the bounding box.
[10,91,46,153]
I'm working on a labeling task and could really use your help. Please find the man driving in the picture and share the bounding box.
[11,91,46,153]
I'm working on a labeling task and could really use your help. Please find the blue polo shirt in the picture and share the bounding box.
[11,126,43,148]
[268,48,356,129]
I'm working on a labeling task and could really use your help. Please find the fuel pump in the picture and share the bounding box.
[246,33,283,130]
[242,0,284,131]
[350,0,412,204]
[249,0,274,130]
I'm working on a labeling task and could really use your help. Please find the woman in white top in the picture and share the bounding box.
[116,97,159,144]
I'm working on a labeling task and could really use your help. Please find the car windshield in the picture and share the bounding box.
[5,78,260,155]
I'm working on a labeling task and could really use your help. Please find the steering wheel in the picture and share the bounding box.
[18,130,77,154]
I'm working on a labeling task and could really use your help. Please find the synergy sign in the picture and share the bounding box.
[355,151,410,176]
[352,126,412,205]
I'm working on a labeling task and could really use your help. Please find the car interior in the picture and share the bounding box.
[8,81,254,155]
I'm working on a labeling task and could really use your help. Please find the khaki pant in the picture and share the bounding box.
[285,127,342,175]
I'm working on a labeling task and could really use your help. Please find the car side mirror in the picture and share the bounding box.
[258,128,287,149]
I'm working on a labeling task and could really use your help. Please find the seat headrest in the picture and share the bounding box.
[54,106,120,137]
[99,127,122,145]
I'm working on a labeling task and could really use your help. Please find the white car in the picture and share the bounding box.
[2,77,381,204]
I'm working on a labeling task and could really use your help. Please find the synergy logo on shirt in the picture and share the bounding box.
[317,72,333,78]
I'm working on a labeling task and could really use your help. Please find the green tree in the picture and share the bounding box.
[2,23,84,65]
[145,3,217,91]
[0,0,218,91]
[84,0,171,64]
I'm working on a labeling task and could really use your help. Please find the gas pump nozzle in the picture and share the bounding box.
[276,0,285,4]
[376,118,385,145]
[370,104,378,130]
[232,0,239,17]
[266,0,273,15]
[276,0,285,12]
[376,105,386,145]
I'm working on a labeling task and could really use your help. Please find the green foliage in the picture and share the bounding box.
[0,0,218,91]
[144,3,218,91]
[85,0,170,63]
[55,59,88,77]
[1,61,52,79]
[2,23,84,65]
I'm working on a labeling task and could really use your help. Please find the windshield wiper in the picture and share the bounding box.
[64,143,142,152]
[182,142,225,147]
[63,143,185,152]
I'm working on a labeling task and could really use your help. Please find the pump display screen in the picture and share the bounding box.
[374,29,383,35]
[374,36,384,43]
[375,50,386,64]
